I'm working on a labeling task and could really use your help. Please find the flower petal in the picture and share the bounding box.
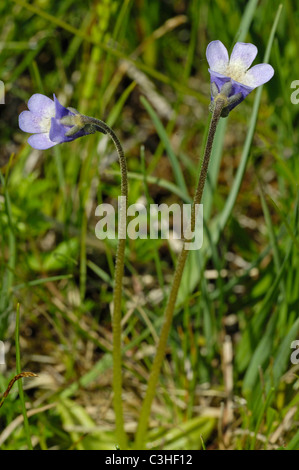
[208,70,254,111]
[208,70,231,95]
[206,40,229,73]
[229,42,258,70]
[53,94,73,120]
[49,118,86,144]
[19,110,45,133]
[49,118,72,143]
[27,133,57,150]
[231,79,254,97]
[245,63,275,88]
[27,94,55,117]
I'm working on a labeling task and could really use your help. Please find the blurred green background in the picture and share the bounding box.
[0,0,299,450]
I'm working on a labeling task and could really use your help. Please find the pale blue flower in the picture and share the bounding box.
[206,40,274,111]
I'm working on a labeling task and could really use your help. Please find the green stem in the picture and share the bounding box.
[134,98,225,449]
[86,118,128,449]
[15,304,33,450]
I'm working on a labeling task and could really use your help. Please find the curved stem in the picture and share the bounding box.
[86,117,128,449]
[134,98,225,449]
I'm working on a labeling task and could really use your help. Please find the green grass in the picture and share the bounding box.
[0,0,299,450]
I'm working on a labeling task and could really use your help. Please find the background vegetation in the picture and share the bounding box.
[0,0,299,450]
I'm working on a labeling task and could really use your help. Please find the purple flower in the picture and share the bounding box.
[206,41,274,111]
[19,94,90,150]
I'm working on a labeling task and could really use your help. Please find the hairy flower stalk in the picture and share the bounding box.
[19,95,128,449]
[134,94,226,449]
[59,115,129,450]
[84,117,129,451]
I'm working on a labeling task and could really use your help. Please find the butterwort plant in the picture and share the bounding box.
[18,38,274,449]
[19,93,129,450]
[133,41,274,449]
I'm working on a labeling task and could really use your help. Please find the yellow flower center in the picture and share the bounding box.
[223,59,255,87]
